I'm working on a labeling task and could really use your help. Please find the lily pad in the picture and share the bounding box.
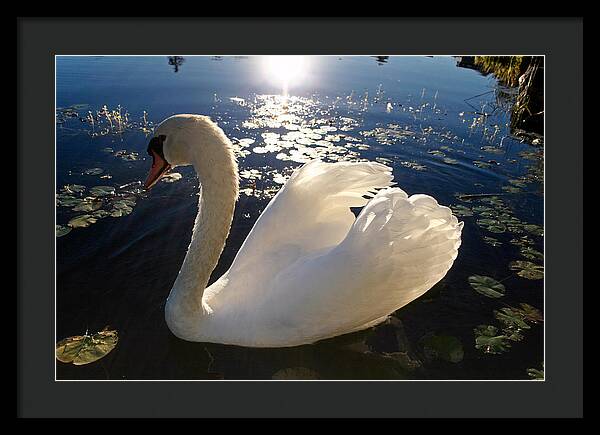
[524,224,544,237]
[502,185,521,193]
[56,194,82,207]
[527,365,544,380]
[520,247,543,261]
[421,334,464,363]
[271,367,320,380]
[72,198,103,212]
[450,205,473,217]
[494,307,531,331]
[93,209,110,219]
[109,198,135,217]
[62,184,86,194]
[84,167,104,176]
[509,260,544,280]
[442,157,459,165]
[516,303,543,323]
[89,186,116,197]
[68,214,98,228]
[56,327,118,365]
[476,218,506,234]
[56,225,72,238]
[474,325,512,354]
[468,275,506,298]
[473,160,492,169]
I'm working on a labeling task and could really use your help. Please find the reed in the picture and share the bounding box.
[474,56,528,87]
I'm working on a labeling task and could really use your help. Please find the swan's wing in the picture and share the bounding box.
[227,160,394,276]
[258,187,463,346]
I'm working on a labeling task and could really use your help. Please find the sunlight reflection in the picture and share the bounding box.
[263,56,308,96]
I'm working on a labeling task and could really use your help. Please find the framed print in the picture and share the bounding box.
[18,17,582,418]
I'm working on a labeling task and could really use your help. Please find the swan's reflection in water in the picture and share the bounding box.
[164,318,420,380]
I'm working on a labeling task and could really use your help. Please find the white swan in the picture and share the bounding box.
[144,114,463,348]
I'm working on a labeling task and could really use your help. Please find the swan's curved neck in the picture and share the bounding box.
[166,134,238,320]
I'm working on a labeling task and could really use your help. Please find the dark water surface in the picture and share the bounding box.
[56,56,544,380]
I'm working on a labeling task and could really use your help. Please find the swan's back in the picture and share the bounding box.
[201,161,463,347]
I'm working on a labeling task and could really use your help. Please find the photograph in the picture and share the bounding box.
[54,54,545,381]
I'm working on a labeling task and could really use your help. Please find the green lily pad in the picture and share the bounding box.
[520,247,543,261]
[56,194,82,207]
[443,157,459,165]
[68,214,98,228]
[89,186,116,197]
[494,307,531,331]
[516,303,543,323]
[468,275,506,298]
[84,167,104,176]
[72,198,103,212]
[505,330,524,342]
[450,205,473,217]
[509,260,544,280]
[527,365,544,380]
[271,367,320,380]
[502,185,521,193]
[509,178,527,187]
[62,184,86,194]
[421,334,464,363]
[56,225,72,238]
[524,224,544,237]
[473,160,492,169]
[109,198,135,217]
[56,327,118,365]
[474,325,512,354]
[428,150,445,157]
[93,209,110,219]
[476,218,506,234]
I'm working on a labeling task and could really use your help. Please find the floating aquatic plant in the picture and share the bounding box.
[509,260,544,280]
[468,275,506,298]
[68,214,98,228]
[520,247,543,261]
[56,327,118,366]
[72,198,103,212]
[62,184,86,194]
[421,334,464,363]
[476,218,506,234]
[450,205,473,217]
[473,325,512,354]
[84,168,104,176]
[516,303,543,323]
[494,307,531,332]
[56,225,72,238]
[271,367,320,380]
[89,186,116,197]
[527,364,544,380]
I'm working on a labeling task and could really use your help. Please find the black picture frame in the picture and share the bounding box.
[18,17,583,418]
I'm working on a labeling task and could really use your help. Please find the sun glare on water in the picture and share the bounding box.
[263,56,308,96]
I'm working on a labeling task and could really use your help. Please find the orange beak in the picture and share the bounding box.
[144,149,171,190]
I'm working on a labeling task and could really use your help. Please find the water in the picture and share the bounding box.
[56,56,544,380]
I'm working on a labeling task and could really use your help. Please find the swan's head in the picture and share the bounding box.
[143,114,238,190]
